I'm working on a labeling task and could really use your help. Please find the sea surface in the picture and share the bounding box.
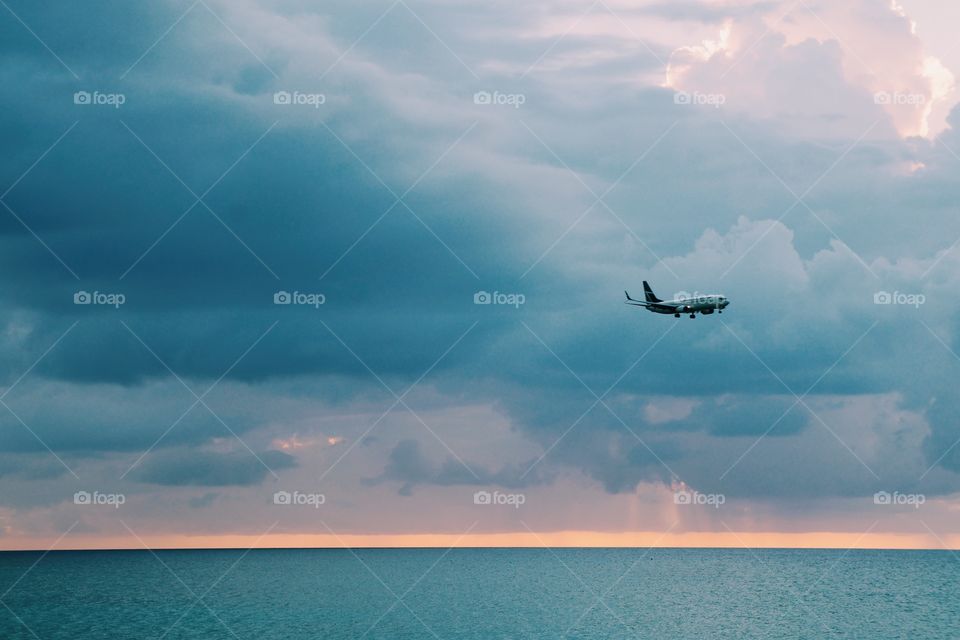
[0,548,956,639]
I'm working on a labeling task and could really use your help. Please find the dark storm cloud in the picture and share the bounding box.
[366,439,549,495]
[0,454,69,481]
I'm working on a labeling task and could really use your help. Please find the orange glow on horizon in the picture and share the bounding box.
[3,530,956,552]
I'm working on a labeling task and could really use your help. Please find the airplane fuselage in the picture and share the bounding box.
[648,294,729,315]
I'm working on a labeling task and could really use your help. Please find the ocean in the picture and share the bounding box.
[0,548,955,639]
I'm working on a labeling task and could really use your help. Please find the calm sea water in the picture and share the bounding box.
[0,548,956,639]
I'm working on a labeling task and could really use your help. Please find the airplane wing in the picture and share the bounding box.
[649,303,680,312]
[625,290,678,311]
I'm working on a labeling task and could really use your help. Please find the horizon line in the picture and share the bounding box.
[3,529,956,552]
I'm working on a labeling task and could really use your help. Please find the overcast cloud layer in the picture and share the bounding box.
[2,0,960,546]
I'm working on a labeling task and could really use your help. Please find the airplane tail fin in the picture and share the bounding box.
[642,281,662,303]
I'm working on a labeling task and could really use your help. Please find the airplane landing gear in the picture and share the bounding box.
[689,313,696,319]
[674,313,680,318]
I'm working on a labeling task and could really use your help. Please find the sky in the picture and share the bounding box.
[2,0,960,550]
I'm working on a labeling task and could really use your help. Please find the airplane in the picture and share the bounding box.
[625,281,729,318]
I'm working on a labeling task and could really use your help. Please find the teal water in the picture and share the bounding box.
[0,548,956,639]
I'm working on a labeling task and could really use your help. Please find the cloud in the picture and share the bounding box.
[641,1,778,24]
[664,0,955,138]
[2,0,960,542]
[130,448,296,486]
[188,492,220,508]
[367,439,549,495]
[0,454,69,481]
